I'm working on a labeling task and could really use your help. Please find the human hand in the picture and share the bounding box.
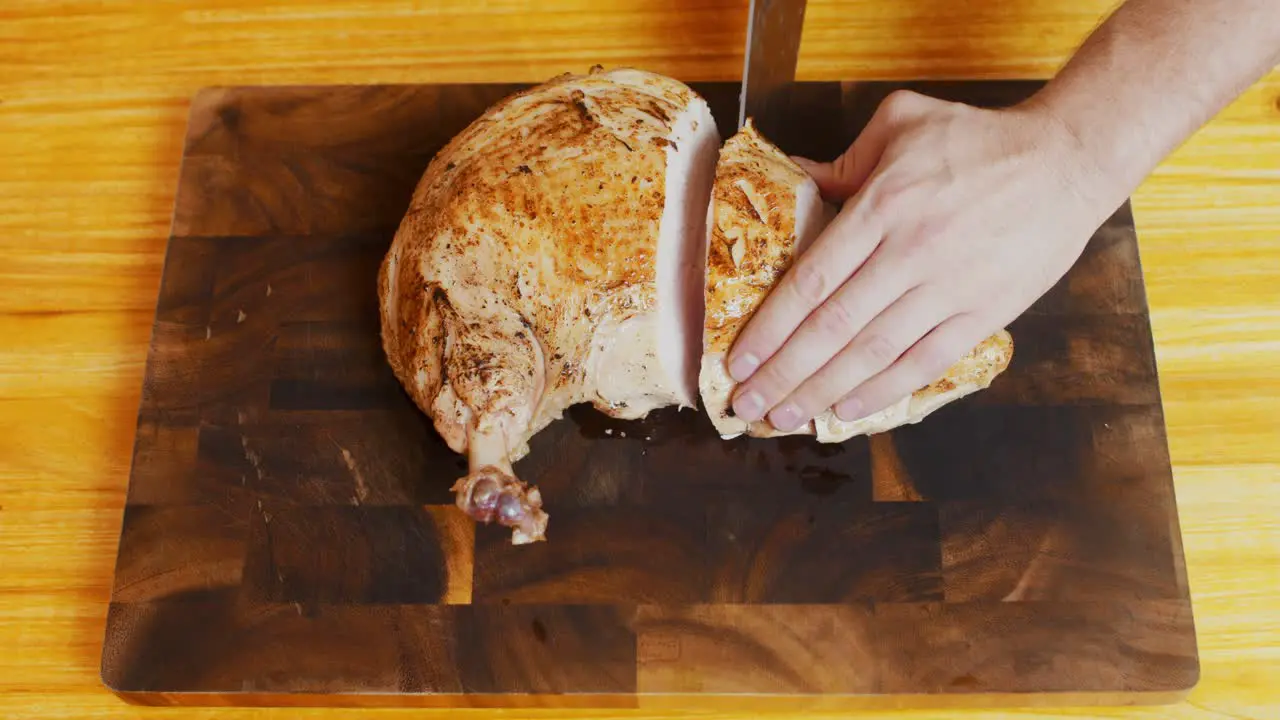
[726,89,1126,431]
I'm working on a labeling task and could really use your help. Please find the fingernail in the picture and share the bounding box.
[769,402,803,431]
[727,352,759,382]
[732,390,766,422]
[834,398,863,422]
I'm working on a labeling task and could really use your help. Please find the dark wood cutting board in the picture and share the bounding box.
[102,80,1198,709]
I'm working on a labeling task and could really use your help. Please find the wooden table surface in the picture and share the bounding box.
[1,1,1276,719]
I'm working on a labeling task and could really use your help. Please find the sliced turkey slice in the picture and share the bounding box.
[699,120,1013,442]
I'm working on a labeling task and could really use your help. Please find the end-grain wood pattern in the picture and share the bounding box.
[101,80,1198,709]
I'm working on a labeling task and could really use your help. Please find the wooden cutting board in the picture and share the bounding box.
[101,80,1198,710]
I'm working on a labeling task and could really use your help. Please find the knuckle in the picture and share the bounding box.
[812,297,857,336]
[788,259,830,305]
[893,227,933,265]
[864,183,901,222]
[860,333,902,367]
[917,206,960,240]
[862,172,912,223]
[879,89,925,123]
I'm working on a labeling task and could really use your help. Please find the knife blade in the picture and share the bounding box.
[737,0,808,141]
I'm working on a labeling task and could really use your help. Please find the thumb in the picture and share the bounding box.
[790,111,894,203]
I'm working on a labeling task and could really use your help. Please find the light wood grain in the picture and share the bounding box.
[0,1,1276,718]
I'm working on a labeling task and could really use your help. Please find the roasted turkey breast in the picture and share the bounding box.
[698,120,1014,442]
[378,67,720,543]
[381,69,1013,545]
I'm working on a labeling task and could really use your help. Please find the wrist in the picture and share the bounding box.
[1012,90,1141,210]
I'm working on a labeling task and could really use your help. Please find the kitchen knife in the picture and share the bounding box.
[737,0,808,140]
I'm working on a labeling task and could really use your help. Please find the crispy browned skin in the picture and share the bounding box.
[703,121,811,354]
[699,122,1014,441]
[378,67,715,544]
